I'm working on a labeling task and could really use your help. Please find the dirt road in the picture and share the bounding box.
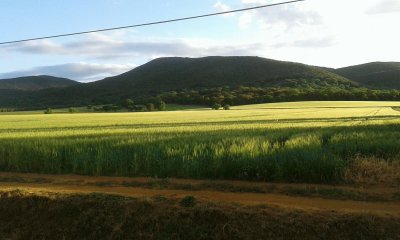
[1,172,399,216]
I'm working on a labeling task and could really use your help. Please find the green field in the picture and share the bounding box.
[1,101,400,183]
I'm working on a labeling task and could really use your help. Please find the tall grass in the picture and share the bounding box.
[0,102,399,183]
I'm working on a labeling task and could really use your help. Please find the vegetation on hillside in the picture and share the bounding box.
[334,62,400,89]
[0,75,79,91]
[0,57,399,109]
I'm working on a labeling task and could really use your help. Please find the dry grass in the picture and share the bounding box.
[345,156,400,186]
[0,190,399,240]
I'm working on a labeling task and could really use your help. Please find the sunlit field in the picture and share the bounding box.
[1,101,400,183]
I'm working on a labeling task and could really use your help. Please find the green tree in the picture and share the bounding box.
[44,108,53,114]
[123,98,135,111]
[212,103,221,110]
[156,100,167,111]
[146,103,155,111]
[223,104,230,110]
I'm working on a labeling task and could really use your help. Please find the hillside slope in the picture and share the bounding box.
[334,62,400,89]
[94,56,356,92]
[0,56,364,108]
[0,75,79,91]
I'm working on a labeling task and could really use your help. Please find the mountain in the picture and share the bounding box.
[93,56,356,92]
[0,56,391,109]
[334,62,400,89]
[0,75,79,91]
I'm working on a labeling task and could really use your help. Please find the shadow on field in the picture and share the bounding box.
[0,190,399,240]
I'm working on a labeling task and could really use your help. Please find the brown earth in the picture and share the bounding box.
[0,172,399,239]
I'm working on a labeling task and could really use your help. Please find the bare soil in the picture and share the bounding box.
[0,172,399,239]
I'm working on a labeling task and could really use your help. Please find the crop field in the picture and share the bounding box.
[1,101,400,184]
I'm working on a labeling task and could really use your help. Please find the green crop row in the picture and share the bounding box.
[0,102,399,183]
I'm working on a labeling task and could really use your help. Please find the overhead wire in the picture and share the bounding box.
[0,0,305,45]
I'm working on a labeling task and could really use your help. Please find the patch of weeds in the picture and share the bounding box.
[152,195,168,202]
[0,189,26,198]
[92,181,114,187]
[173,183,201,191]
[180,195,197,207]
[199,182,267,193]
[147,178,170,188]
[121,181,143,187]
[393,192,400,200]
[0,176,52,184]
[85,192,132,201]
[281,185,386,202]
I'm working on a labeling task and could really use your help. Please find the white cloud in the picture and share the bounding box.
[0,62,137,82]
[239,12,253,29]
[214,1,232,12]
[2,33,263,61]
[366,0,400,14]
[271,36,336,48]
[237,0,321,30]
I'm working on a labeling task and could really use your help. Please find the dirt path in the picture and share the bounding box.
[1,172,399,216]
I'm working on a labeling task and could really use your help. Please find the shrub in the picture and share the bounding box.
[156,101,167,111]
[212,103,221,110]
[223,104,231,110]
[146,103,155,112]
[180,196,197,207]
[44,108,53,114]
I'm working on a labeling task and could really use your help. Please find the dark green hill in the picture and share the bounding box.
[0,75,79,91]
[334,62,400,89]
[0,56,372,108]
[93,56,356,92]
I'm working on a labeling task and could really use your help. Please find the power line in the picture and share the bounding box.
[0,0,305,45]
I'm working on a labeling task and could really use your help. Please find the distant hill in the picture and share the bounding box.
[93,56,356,92]
[334,62,400,89]
[2,57,400,109]
[0,75,79,91]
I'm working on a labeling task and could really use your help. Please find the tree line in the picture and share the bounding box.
[157,86,400,106]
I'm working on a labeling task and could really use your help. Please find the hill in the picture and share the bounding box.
[334,62,400,89]
[0,75,79,91]
[93,56,356,92]
[3,57,400,109]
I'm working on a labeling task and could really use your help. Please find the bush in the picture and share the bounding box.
[134,105,145,112]
[180,196,197,207]
[156,101,167,111]
[44,108,53,114]
[223,104,231,110]
[123,99,135,111]
[146,103,155,112]
[212,103,221,110]
[68,107,77,113]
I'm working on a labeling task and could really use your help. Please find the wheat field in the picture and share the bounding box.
[0,101,399,183]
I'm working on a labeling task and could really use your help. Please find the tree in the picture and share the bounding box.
[212,103,221,110]
[123,98,135,111]
[223,104,230,110]
[146,103,155,111]
[44,108,53,114]
[134,105,144,111]
[156,100,167,111]
[68,107,77,113]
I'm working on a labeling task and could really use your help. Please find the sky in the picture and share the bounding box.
[0,0,399,82]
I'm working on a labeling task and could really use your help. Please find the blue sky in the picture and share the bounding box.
[1,0,399,82]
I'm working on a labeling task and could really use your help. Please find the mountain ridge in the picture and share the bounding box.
[0,75,80,91]
[0,57,399,108]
